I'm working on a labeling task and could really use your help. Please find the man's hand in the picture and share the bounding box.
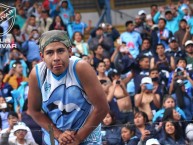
[58,130,76,145]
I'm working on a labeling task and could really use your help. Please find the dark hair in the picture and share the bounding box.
[150,4,158,8]
[159,18,166,24]
[156,43,165,49]
[149,68,159,73]
[138,55,149,63]
[162,107,175,121]
[134,111,149,123]
[96,61,105,68]
[180,19,187,24]
[125,20,133,27]
[104,111,117,126]
[142,38,151,44]
[163,119,182,140]
[11,25,20,31]
[122,122,135,137]
[176,57,187,65]
[72,31,84,41]
[30,14,36,18]
[174,83,185,109]
[162,95,175,107]
[8,111,18,119]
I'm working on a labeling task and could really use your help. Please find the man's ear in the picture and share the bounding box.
[40,52,44,61]
[68,48,72,57]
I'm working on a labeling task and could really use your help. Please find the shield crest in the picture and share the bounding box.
[0,3,16,36]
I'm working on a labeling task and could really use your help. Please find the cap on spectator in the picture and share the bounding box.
[13,122,28,133]
[39,30,72,52]
[146,138,160,145]
[181,4,188,11]
[186,123,193,141]
[185,40,193,47]
[141,77,153,85]
[146,14,152,20]
[165,8,172,15]
[138,10,146,15]
[168,37,177,43]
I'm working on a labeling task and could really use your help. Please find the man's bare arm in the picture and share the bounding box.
[75,60,109,142]
[27,68,63,140]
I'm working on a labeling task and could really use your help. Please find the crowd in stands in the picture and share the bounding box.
[1,0,193,144]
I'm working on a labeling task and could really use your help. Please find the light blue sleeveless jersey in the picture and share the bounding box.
[35,56,101,145]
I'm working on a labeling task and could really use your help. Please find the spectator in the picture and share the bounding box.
[53,0,74,25]
[150,4,158,17]
[121,123,139,145]
[185,40,193,71]
[73,32,89,56]
[123,55,150,94]
[103,57,114,76]
[151,18,172,51]
[49,15,67,31]
[0,112,37,144]
[39,10,53,34]
[170,77,193,121]
[134,77,160,121]
[21,29,41,64]
[3,48,28,77]
[11,25,27,50]
[159,120,186,145]
[96,61,111,83]
[0,70,13,108]
[166,37,184,62]
[152,95,186,123]
[150,43,175,73]
[89,27,114,58]
[93,44,104,69]
[153,5,184,34]
[120,20,142,58]
[9,123,38,145]
[149,68,168,104]
[138,38,153,58]
[108,69,132,124]
[101,111,122,145]
[68,12,92,39]
[134,111,158,144]
[3,61,28,89]
[0,97,9,130]
[22,15,40,36]
[14,7,26,30]
[174,19,192,50]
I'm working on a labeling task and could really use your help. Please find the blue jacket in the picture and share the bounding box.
[152,107,187,123]
[101,126,122,145]
[159,136,186,145]
[124,136,139,145]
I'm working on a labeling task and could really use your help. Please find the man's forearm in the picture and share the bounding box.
[27,110,62,139]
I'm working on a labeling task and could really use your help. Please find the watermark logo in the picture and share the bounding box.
[0,3,16,36]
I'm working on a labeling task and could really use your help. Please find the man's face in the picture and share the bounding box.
[165,13,173,20]
[180,21,187,30]
[158,19,165,29]
[15,64,23,75]
[186,44,193,54]
[169,41,178,50]
[177,60,187,69]
[139,58,150,69]
[141,40,150,50]
[41,42,71,76]
[127,23,134,32]
[150,70,159,78]
[156,45,165,55]
[8,115,18,127]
